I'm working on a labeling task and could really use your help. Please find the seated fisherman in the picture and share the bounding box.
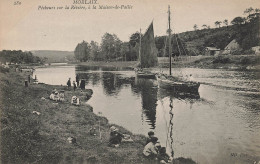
[157,147,171,164]
[146,131,155,145]
[109,126,124,147]
[143,137,159,160]
[71,96,80,106]
[49,90,56,100]
[53,91,60,101]
[59,90,65,102]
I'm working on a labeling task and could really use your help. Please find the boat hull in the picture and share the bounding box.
[156,75,200,94]
[136,71,156,79]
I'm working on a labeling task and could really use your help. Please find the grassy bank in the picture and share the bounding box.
[159,55,260,70]
[69,55,260,70]
[71,61,138,68]
[0,67,196,164]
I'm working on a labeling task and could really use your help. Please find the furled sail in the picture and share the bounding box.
[140,22,158,68]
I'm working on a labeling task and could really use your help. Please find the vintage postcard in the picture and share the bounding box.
[0,0,259,164]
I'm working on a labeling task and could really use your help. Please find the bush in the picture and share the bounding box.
[0,66,9,73]
[212,56,231,64]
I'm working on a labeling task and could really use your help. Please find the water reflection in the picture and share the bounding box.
[132,78,158,129]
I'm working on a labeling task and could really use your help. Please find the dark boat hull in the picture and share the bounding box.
[136,72,156,79]
[156,75,200,94]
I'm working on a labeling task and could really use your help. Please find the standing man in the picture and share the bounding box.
[67,78,71,90]
[76,74,79,87]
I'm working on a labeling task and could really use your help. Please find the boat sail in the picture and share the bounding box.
[135,22,158,79]
[156,6,200,94]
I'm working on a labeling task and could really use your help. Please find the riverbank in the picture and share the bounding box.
[159,55,260,70]
[0,67,196,164]
[68,55,260,70]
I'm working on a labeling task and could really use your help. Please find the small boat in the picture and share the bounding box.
[156,74,200,94]
[156,6,200,93]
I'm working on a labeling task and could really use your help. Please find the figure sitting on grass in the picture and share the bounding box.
[50,89,59,101]
[146,131,155,144]
[108,126,124,147]
[157,147,171,164]
[53,91,60,101]
[50,90,55,100]
[71,96,80,106]
[143,137,159,161]
[59,90,65,102]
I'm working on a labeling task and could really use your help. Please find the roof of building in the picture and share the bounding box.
[205,47,220,51]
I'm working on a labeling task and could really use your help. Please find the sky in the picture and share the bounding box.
[0,0,259,51]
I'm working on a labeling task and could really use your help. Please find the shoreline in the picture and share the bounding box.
[0,67,196,164]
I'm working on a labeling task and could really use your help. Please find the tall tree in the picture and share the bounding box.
[215,21,222,28]
[89,41,100,61]
[244,7,254,16]
[202,24,208,29]
[74,41,91,62]
[231,17,244,25]
[223,19,228,26]
[100,33,122,61]
[193,24,198,31]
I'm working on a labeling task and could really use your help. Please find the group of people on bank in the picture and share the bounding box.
[143,131,172,164]
[66,75,86,91]
[108,126,172,164]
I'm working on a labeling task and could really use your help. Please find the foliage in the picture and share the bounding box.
[0,50,43,64]
[100,33,122,61]
[231,17,244,25]
[74,41,91,62]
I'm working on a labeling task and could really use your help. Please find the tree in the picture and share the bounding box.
[215,21,222,28]
[89,41,100,61]
[231,17,244,25]
[244,7,254,16]
[193,24,198,31]
[223,19,228,26]
[129,32,142,47]
[202,24,208,29]
[100,33,122,61]
[74,41,91,62]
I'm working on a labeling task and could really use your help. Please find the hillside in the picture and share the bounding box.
[155,16,260,56]
[31,50,74,63]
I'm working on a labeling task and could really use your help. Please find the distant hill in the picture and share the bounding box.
[31,50,75,63]
[155,16,259,56]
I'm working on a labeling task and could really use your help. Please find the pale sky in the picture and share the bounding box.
[0,0,259,51]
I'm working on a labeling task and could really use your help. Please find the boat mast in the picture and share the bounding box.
[168,5,172,75]
[139,28,142,68]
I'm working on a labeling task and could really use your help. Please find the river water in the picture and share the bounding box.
[34,65,260,164]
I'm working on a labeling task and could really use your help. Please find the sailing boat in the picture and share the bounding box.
[135,22,157,79]
[156,6,200,94]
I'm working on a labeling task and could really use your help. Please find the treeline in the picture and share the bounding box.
[75,7,260,61]
[0,50,45,64]
[74,33,140,62]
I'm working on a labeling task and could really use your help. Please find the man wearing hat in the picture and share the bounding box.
[143,137,159,160]
[109,126,124,147]
[71,96,80,106]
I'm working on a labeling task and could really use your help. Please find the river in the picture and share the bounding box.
[34,65,260,164]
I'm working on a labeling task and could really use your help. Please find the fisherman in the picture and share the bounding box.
[146,131,155,145]
[53,91,60,101]
[71,96,80,106]
[157,147,171,164]
[76,74,79,87]
[49,90,55,100]
[143,137,159,161]
[59,90,65,102]
[109,126,124,147]
[73,81,77,91]
[67,78,71,89]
